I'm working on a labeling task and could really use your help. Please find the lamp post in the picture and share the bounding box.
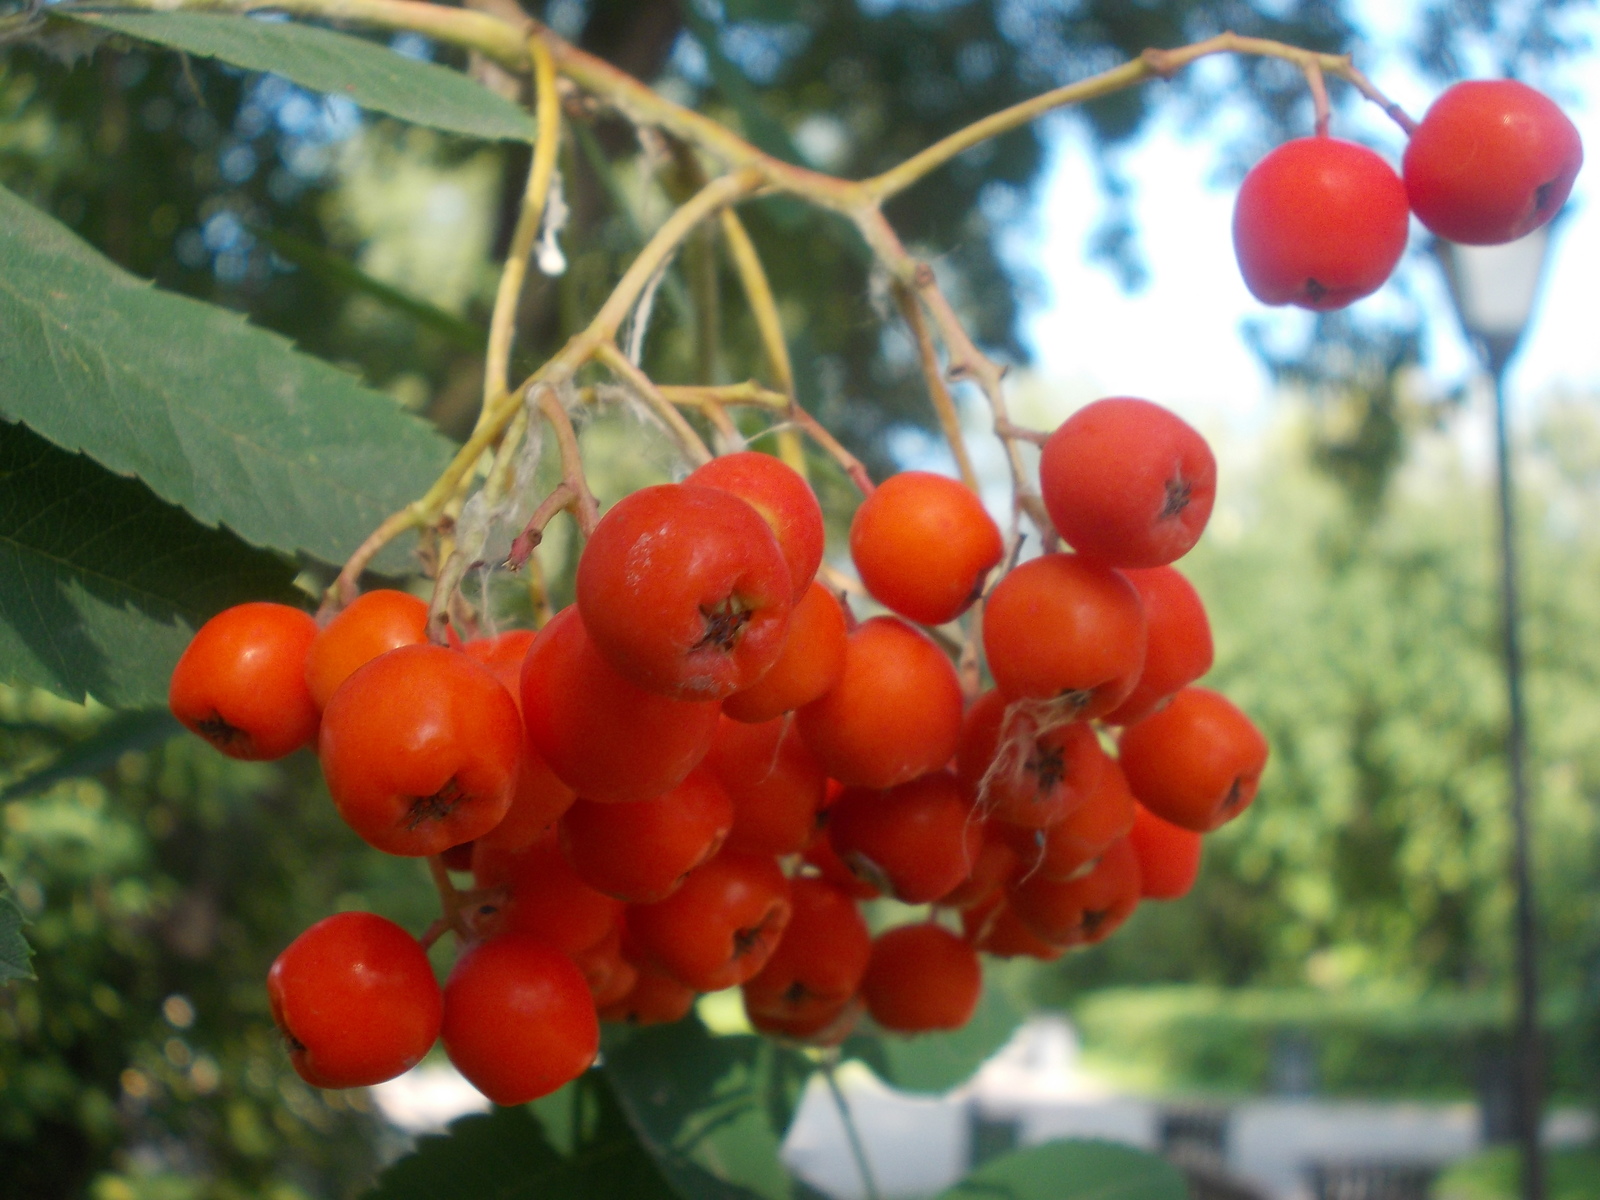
[1435,226,1554,1200]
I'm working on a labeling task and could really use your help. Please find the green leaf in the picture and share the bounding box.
[63,12,537,142]
[0,873,35,984]
[604,1019,792,1200]
[0,419,301,707]
[0,182,454,569]
[364,1105,566,1200]
[1,708,181,800]
[856,983,1024,1094]
[365,1073,685,1200]
[936,1140,1188,1200]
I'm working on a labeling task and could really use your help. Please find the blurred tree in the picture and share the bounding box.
[0,693,438,1199]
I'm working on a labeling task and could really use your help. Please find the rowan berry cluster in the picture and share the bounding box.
[169,394,1266,1105]
[162,71,1580,1110]
[1232,79,1582,310]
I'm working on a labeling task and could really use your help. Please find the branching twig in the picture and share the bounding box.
[790,405,874,498]
[719,208,808,477]
[94,0,1419,180]
[1303,58,1332,137]
[532,386,600,537]
[329,172,752,590]
[865,32,1413,202]
[856,210,1048,538]
[893,280,979,492]
[480,35,562,417]
[160,0,1406,656]
[506,480,577,569]
[596,341,714,466]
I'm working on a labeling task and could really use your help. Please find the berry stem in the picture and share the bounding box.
[596,341,715,466]
[1303,59,1332,136]
[893,280,980,494]
[535,385,600,538]
[995,419,1048,447]
[855,209,1050,551]
[480,36,561,431]
[656,381,790,411]
[718,208,809,478]
[426,855,472,942]
[505,481,578,571]
[821,1056,882,1200]
[789,405,875,498]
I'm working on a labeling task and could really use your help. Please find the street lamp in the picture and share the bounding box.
[1435,225,1556,1200]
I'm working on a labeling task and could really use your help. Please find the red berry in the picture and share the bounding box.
[1233,136,1409,310]
[803,834,882,900]
[957,688,1109,829]
[169,602,319,760]
[707,715,827,857]
[571,924,639,1007]
[1000,758,1137,882]
[685,451,827,600]
[982,554,1146,719]
[472,835,623,958]
[722,581,848,723]
[828,771,981,904]
[304,589,429,710]
[748,997,864,1046]
[1118,686,1269,832]
[441,933,599,1105]
[559,766,734,903]
[939,822,1023,912]
[268,912,441,1089]
[576,484,793,700]
[1405,80,1583,245]
[1128,803,1204,900]
[318,645,521,857]
[797,616,963,788]
[1103,566,1214,726]
[521,607,719,804]
[849,471,1003,625]
[599,961,698,1026]
[861,924,982,1033]
[742,877,871,1025]
[627,850,792,991]
[963,896,1068,961]
[1008,835,1142,946]
[1039,397,1216,568]
[465,630,578,852]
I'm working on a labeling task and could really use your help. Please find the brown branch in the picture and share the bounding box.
[790,404,874,498]
[505,480,577,570]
